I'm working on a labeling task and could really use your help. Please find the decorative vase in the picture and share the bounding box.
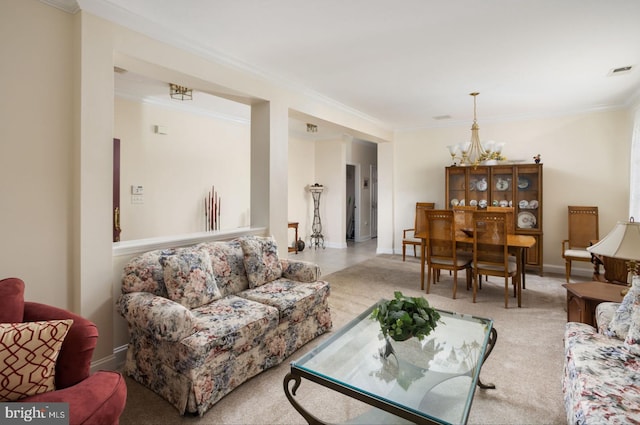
[296,238,305,252]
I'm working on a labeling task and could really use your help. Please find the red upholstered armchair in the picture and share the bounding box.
[0,277,127,425]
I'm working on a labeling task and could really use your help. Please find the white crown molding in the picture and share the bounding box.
[396,103,629,132]
[40,0,79,14]
[78,0,388,133]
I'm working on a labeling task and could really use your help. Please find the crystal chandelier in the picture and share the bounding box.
[447,93,504,166]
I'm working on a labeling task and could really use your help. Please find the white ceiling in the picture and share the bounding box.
[55,0,640,132]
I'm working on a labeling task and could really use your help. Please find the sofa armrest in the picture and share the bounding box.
[280,259,321,282]
[23,302,98,389]
[20,370,127,425]
[118,292,199,342]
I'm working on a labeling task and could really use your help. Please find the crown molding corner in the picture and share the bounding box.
[40,0,80,14]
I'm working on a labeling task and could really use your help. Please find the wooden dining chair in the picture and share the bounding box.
[562,206,599,283]
[402,202,435,261]
[453,205,478,239]
[486,206,515,234]
[486,206,524,289]
[424,209,472,299]
[472,211,521,308]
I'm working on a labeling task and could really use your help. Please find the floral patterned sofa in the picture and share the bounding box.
[117,236,332,416]
[563,283,640,424]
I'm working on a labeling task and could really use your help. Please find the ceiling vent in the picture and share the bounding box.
[609,65,633,76]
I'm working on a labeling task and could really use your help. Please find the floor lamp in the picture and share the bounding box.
[587,218,640,296]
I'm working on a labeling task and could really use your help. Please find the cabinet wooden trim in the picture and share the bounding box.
[445,163,543,275]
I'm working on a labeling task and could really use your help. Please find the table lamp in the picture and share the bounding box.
[587,218,640,295]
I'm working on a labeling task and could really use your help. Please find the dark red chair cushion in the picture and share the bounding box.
[21,370,127,425]
[0,277,25,322]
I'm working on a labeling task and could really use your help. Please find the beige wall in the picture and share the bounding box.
[0,1,74,307]
[287,135,316,246]
[393,109,633,275]
[115,97,251,240]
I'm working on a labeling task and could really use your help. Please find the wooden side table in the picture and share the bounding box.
[288,222,299,254]
[563,281,625,326]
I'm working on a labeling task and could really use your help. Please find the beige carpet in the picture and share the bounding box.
[119,255,567,424]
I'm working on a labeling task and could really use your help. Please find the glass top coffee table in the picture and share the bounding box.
[284,302,496,425]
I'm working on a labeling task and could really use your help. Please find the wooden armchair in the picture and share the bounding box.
[402,202,435,261]
[562,206,599,283]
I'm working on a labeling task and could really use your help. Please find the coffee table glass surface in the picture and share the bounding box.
[288,302,494,425]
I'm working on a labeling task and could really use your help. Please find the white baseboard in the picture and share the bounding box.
[91,344,127,373]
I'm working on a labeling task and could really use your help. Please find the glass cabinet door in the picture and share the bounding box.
[446,167,466,208]
[514,164,541,231]
[468,166,489,209]
[490,165,514,208]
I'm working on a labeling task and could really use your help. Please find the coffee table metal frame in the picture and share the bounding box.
[284,302,497,425]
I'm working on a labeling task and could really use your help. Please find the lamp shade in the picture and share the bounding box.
[587,221,640,260]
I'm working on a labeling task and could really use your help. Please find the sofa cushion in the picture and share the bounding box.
[161,247,221,309]
[0,319,73,401]
[0,277,25,323]
[185,295,280,356]
[595,301,619,334]
[607,284,640,339]
[239,279,330,322]
[122,249,168,297]
[239,236,283,288]
[196,240,250,296]
[625,303,640,355]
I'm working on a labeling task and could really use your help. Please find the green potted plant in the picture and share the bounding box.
[370,291,441,342]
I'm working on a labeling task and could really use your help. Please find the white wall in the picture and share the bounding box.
[115,97,251,240]
[393,109,632,275]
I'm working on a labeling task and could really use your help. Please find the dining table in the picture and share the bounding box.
[415,230,536,307]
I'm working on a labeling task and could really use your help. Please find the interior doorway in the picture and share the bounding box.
[346,164,356,240]
[371,165,378,238]
[113,138,121,242]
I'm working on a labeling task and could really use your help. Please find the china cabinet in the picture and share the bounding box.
[445,163,543,275]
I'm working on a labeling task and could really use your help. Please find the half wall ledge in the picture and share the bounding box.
[112,227,267,257]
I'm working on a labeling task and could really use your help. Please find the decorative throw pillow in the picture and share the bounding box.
[239,236,283,288]
[607,284,640,339]
[0,319,73,401]
[625,303,640,355]
[161,247,221,309]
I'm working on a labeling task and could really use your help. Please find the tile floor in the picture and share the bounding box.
[286,238,379,277]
